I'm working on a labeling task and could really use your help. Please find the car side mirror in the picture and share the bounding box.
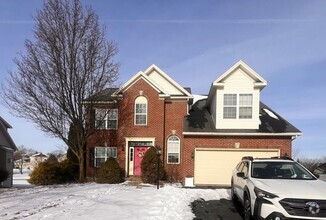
[313,173,320,179]
[237,172,245,178]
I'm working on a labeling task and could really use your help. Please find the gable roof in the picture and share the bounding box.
[0,116,18,151]
[183,99,302,137]
[83,88,119,103]
[113,64,192,99]
[206,60,267,104]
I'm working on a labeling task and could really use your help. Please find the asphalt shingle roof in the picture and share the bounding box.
[184,99,301,134]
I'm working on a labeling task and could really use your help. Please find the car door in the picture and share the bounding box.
[236,161,249,202]
[234,162,244,198]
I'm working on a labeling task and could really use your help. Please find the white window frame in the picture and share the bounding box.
[134,96,147,125]
[95,109,118,130]
[167,135,180,164]
[239,94,253,119]
[223,93,253,119]
[223,94,237,119]
[94,147,117,167]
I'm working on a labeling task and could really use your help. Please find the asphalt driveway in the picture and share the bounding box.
[191,198,243,220]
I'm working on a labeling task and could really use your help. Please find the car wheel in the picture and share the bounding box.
[244,194,252,220]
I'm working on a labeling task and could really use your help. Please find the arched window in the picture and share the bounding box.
[167,135,180,164]
[135,96,147,125]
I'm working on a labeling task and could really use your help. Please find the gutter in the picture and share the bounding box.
[183,132,303,137]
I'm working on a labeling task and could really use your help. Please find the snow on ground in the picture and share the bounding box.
[0,171,231,220]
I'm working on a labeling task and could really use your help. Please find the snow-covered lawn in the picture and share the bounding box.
[0,171,231,220]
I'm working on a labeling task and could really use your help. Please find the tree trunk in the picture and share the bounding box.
[79,154,85,182]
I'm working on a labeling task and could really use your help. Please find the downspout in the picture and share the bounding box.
[162,99,166,165]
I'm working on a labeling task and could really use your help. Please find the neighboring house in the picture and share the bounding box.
[0,116,18,188]
[85,61,302,186]
[313,163,326,182]
[30,153,48,168]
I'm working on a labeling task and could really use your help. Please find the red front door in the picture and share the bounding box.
[134,147,148,176]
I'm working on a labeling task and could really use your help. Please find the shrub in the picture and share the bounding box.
[141,147,166,184]
[0,169,10,183]
[28,160,75,185]
[96,157,124,184]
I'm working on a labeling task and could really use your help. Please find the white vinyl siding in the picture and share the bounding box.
[215,68,260,129]
[94,147,117,167]
[167,136,180,164]
[135,96,147,125]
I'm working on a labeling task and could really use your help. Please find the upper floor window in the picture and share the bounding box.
[94,147,117,167]
[95,109,118,129]
[167,135,180,164]
[135,96,147,125]
[223,94,253,119]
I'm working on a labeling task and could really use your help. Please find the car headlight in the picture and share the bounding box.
[254,187,278,199]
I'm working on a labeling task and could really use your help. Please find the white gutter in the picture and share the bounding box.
[183,132,303,137]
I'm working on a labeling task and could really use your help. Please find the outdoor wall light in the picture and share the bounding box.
[191,152,194,159]
[121,144,124,151]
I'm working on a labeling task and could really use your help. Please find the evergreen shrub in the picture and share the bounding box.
[141,147,166,184]
[96,157,124,184]
[28,159,75,185]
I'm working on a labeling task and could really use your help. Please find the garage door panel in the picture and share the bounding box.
[194,149,280,186]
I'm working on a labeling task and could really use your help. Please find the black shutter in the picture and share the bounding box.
[90,109,95,129]
[89,147,94,168]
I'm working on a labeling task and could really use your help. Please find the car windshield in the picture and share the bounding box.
[251,161,316,180]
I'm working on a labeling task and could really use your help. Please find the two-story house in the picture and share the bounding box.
[85,61,301,186]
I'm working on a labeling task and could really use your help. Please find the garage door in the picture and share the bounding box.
[194,148,280,186]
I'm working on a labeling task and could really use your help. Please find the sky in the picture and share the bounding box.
[0,0,325,158]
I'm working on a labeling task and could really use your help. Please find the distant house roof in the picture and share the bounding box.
[183,99,302,136]
[0,116,18,151]
[31,152,48,158]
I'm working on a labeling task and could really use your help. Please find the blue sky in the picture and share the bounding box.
[1,0,325,158]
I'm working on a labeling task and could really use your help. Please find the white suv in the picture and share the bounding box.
[231,157,326,220]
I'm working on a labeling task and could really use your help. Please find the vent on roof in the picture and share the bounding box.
[263,108,279,120]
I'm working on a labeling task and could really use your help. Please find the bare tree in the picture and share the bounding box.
[2,0,119,181]
[14,145,37,174]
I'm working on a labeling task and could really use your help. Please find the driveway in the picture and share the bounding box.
[191,198,243,220]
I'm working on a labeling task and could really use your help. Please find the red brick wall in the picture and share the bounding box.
[86,78,189,179]
[181,135,292,180]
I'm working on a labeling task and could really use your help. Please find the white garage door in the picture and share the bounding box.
[194,148,280,186]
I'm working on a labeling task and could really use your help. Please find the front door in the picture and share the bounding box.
[134,147,148,176]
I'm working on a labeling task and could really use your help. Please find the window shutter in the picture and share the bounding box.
[89,147,94,168]
[90,109,95,129]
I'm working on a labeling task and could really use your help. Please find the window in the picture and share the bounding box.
[135,96,147,125]
[94,147,117,167]
[108,109,118,129]
[223,94,237,119]
[95,109,118,129]
[239,94,253,119]
[167,135,180,164]
[223,94,253,119]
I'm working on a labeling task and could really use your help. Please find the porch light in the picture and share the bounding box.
[121,144,124,151]
[156,145,162,189]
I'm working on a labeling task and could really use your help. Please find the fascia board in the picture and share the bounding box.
[213,60,267,85]
[183,131,303,137]
[145,64,192,97]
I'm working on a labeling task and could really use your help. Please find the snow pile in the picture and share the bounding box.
[0,182,230,220]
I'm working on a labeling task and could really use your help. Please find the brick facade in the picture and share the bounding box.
[181,136,292,180]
